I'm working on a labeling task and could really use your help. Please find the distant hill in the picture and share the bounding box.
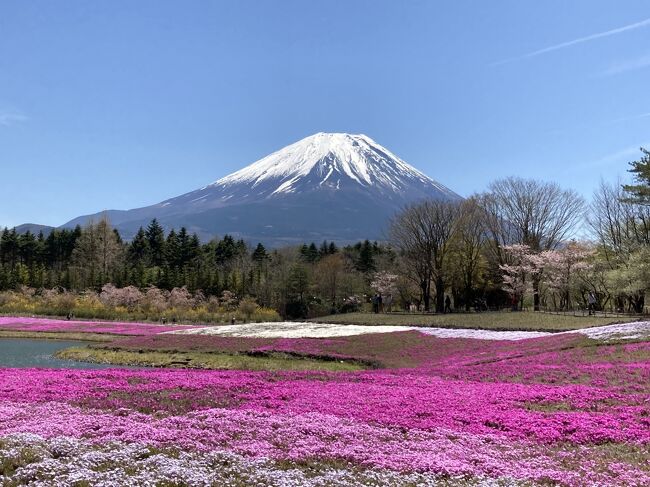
[13,224,56,236]
[50,133,461,245]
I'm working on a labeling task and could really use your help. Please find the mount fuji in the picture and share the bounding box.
[63,133,462,245]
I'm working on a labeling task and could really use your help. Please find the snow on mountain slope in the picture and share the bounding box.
[156,132,460,211]
[213,132,455,196]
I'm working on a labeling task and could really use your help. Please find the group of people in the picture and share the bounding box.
[371,293,393,313]
[394,295,456,313]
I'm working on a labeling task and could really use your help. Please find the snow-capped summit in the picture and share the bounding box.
[214,132,450,195]
[169,132,459,207]
[62,133,462,245]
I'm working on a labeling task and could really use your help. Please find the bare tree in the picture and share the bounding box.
[479,177,585,310]
[589,180,650,312]
[314,253,345,311]
[390,200,461,312]
[590,180,650,258]
[450,198,487,310]
[71,216,123,289]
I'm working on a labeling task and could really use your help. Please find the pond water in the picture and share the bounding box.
[0,338,123,369]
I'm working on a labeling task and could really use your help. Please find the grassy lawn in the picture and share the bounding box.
[309,311,638,332]
[56,346,365,372]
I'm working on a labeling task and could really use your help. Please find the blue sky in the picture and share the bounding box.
[1,0,649,228]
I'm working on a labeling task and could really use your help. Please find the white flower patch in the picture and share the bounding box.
[574,321,650,341]
[166,319,650,341]
[416,327,552,341]
[167,321,551,341]
[167,322,413,338]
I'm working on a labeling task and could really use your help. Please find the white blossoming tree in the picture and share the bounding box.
[541,241,594,310]
[499,244,544,310]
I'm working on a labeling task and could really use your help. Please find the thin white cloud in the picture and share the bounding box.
[492,17,650,66]
[584,143,649,170]
[609,112,650,124]
[0,112,28,126]
[601,53,650,75]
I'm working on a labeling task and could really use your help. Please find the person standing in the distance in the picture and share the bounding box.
[384,293,393,313]
[444,295,452,314]
[588,292,597,315]
[372,294,379,314]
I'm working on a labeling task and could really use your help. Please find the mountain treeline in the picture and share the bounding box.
[2,148,649,318]
[0,217,390,318]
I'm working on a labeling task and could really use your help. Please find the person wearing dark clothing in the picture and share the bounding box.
[444,295,452,314]
[588,292,597,315]
[372,294,379,313]
[377,294,383,313]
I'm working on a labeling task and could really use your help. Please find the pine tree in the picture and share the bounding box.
[215,235,237,264]
[145,219,166,267]
[18,231,37,266]
[252,243,268,262]
[356,240,376,273]
[128,227,149,265]
[177,227,190,267]
[0,228,18,268]
[186,234,201,265]
[623,147,650,204]
[165,229,181,269]
[319,241,329,257]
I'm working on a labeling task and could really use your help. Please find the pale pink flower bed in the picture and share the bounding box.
[0,316,198,336]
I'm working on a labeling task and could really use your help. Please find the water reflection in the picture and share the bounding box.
[0,338,124,369]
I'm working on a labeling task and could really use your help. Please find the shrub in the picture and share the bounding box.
[238,297,259,322]
[0,285,282,324]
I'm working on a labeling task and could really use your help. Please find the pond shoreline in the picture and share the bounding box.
[0,338,131,370]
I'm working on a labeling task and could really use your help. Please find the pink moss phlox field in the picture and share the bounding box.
[0,316,197,335]
[0,324,649,485]
[1,400,648,486]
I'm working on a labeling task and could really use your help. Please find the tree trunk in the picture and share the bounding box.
[420,279,431,312]
[435,277,445,313]
[533,276,541,311]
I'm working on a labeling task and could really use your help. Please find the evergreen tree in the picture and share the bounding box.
[187,234,201,263]
[623,147,650,204]
[178,227,195,268]
[113,228,123,244]
[252,243,268,262]
[319,241,329,257]
[18,231,37,266]
[128,227,149,265]
[215,235,237,264]
[165,229,181,269]
[300,242,319,263]
[0,228,18,268]
[299,244,309,260]
[145,219,166,267]
[356,240,376,273]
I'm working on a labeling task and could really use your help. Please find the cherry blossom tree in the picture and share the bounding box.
[143,286,169,314]
[541,241,594,310]
[370,271,398,296]
[499,244,544,310]
[100,284,144,311]
[169,286,193,310]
